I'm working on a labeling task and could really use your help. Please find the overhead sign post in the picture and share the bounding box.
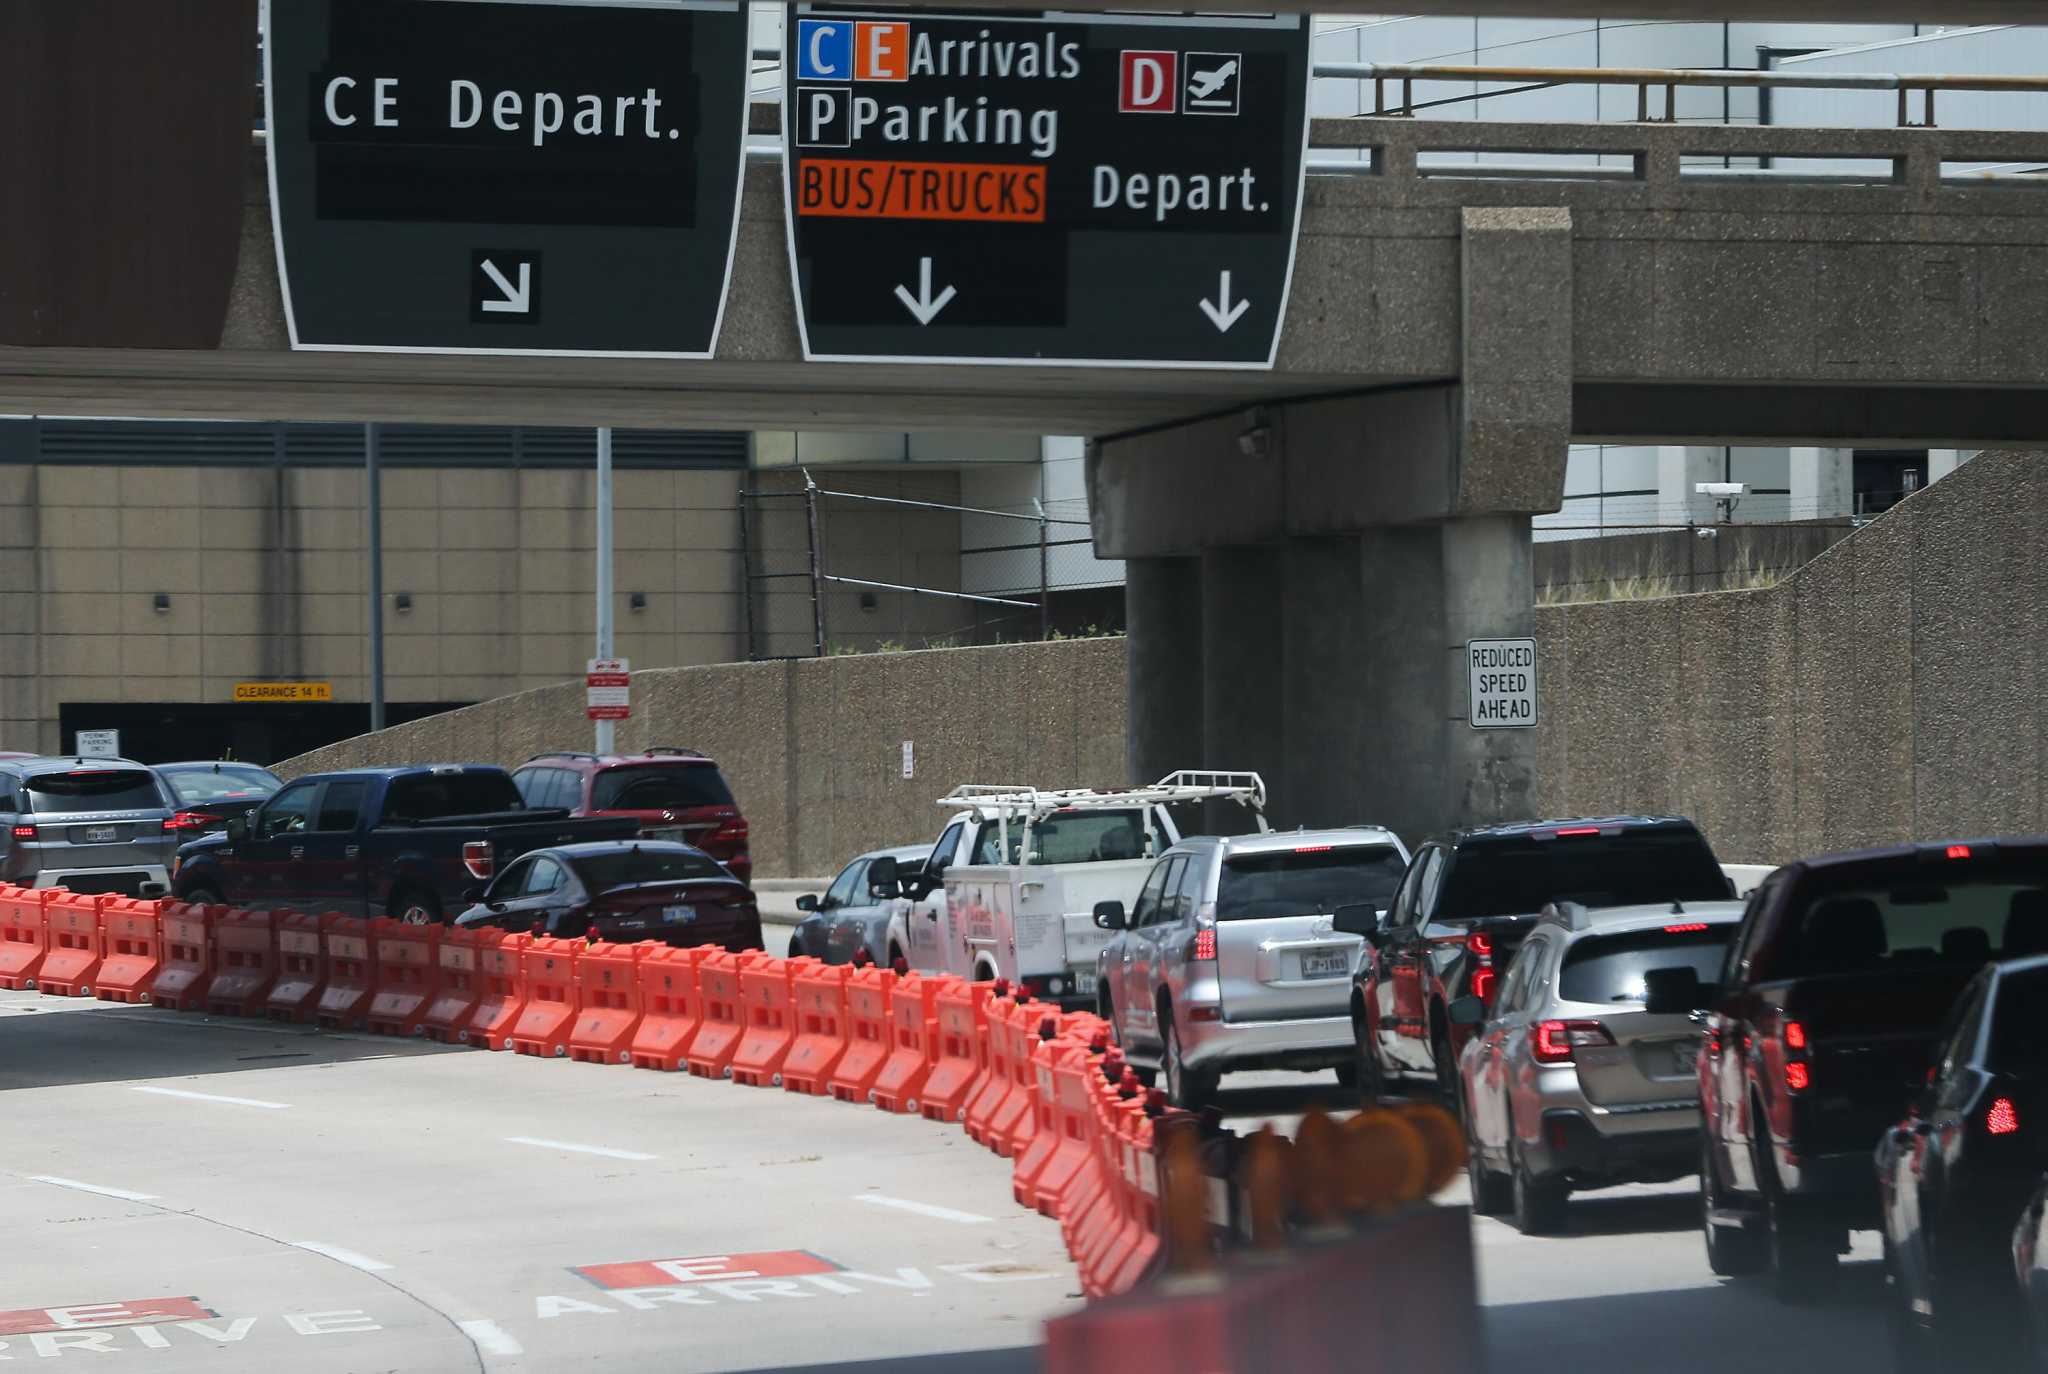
[1467,639,1538,729]
[587,659,631,722]
[264,0,750,356]
[782,7,1310,367]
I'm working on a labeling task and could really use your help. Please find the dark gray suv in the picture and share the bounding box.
[0,757,177,896]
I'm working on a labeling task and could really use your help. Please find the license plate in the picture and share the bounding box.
[1074,971,1097,995]
[663,904,697,925]
[649,828,684,843]
[1670,1044,1696,1075]
[1300,949,1348,979]
[82,826,117,844]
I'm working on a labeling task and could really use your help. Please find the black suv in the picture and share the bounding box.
[1343,816,1734,1103]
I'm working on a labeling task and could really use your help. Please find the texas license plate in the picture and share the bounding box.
[663,904,697,925]
[83,826,117,843]
[1074,971,1097,996]
[1300,949,1348,979]
[649,828,684,842]
[1671,1043,1697,1074]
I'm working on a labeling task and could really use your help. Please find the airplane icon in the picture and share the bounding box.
[1188,60,1238,100]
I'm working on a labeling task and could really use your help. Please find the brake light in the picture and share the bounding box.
[1192,927,1216,962]
[10,824,33,840]
[1533,1019,1613,1064]
[1664,922,1708,933]
[163,811,214,832]
[1785,1062,1811,1091]
[707,817,750,846]
[1554,826,1601,837]
[1292,844,1331,854]
[1988,1098,2020,1136]
[1471,967,1496,1003]
[1947,844,1972,860]
[461,840,494,881]
[1468,933,1493,957]
[1784,1021,1807,1051]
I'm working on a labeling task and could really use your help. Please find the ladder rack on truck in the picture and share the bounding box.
[935,771,1268,825]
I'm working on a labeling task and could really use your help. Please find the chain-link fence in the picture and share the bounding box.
[739,469,1122,660]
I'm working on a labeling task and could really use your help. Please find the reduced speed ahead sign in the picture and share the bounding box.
[265,0,749,356]
[782,7,1311,368]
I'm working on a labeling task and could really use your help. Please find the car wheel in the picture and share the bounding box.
[1701,1137,1766,1276]
[180,885,222,908]
[1432,1027,1463,1120]
[1099,990,1121,1047]
[390,888,441,926]
[1510,1141,1568,1236]
[1334,1061,1358,1090]
[886,943,904,969]
[1763,1171,1839,1303]
[1466,1119,1512,1217]
[1162,1017,1215,1112]
[1354,1007,1389,1105]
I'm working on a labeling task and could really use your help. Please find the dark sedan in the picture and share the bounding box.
[454,841,763,951]
[1880,941,2048,1363]
[156,761,282,836]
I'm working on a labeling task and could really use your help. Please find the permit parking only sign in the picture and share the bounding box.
[1468,638,1538,729]
[265,0,749,355]
[782,7,1310,366]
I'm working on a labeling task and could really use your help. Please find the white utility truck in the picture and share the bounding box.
[883,772,1268,1007]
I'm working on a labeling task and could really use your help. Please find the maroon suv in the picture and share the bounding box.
[511,748,752,884]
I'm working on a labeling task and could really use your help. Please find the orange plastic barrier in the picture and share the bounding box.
[508,936,582,1058]
[827,966,898,1105]
[467,930,530,1050]
[314,916,375,1030]
[965,989,1024,1145]
[730,956,806,1087]
[204,907,279,1016]
[629,945,711,1070]
[990,1002,1058,1157]
[872,971,943,1114]
[266,912,333,1022]
[94,896,164,1003]
[36,892,105,997]
[0,887,51,990]
[1028,1034,1111,1217]
[685,950,759,1079]
[1014,1033,1088,1210]
[422,924,485,1043]
[569,940,647,1065]
[781,960,852,1095]
[920,979,991,1123]
[150,902,218,1011]
[367,918,441,1037]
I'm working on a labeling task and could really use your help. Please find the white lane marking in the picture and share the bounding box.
[30,1175,158,1202]
[504,1137,656,1161]
[853,1194,993,1225]
[291,1241,393,1272]
[132,1085,291,1110]
[458,1319,525,1356]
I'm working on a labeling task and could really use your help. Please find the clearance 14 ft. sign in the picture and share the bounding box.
[782,7,1310,367]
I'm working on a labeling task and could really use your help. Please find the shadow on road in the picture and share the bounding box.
[1548,1187,1701,1238]
[0,996,463,1091]
[732,1348,1037,1374]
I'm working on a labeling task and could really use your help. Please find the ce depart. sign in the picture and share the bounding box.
[782,6,1311,367]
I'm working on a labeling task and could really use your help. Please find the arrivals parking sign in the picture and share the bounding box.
[264,0,749,356]
[782,7,1310,367]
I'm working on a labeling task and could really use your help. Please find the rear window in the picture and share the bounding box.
[591,765,734,812]
[1558,927,1735,1005]
[381,772,523,823]
[1770,879,2048,982]
[1991,967,2048,1072]
[25,770,164,814]
[974,810,1148,866]
[571,849,729,891]
[162,766,281,806]
[1216,845,1408,922]
[1439,829,1728,920]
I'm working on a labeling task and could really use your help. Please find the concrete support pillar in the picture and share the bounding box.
[1201,547,1284,799]
[1441,515,1538,829]
[1791,446,1851,521]
[1123,555,1202,787]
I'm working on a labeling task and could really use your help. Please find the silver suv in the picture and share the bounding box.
[0,757,177,896]
[1454,899,1746,1234]
[1093,827,1411,1109]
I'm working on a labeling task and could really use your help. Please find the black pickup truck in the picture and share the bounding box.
[170,765,639,923]
[1693,835,2048,1301]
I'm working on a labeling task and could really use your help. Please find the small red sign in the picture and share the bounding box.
[577,1251,840,1291]
[1119,50,1178,113]
[586,674,630,689]
[0,1297,213,1336]
[586,705,630,721]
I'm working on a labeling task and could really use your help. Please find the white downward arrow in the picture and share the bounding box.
[893,257,957,326]
[480,259,532,314]
[1198,270,1251,333]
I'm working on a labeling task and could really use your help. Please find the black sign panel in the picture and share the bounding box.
[267,0,748,356]
[782,7,1309,368]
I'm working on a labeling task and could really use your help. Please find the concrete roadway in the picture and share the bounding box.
[0,930,1898,1373]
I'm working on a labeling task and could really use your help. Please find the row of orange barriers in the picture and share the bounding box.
[2,883,1480,1365]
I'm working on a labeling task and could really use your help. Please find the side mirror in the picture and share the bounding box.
[486,900,509,915]
[795,893,818,912]
[461,885,485,903]
[225,815,249,844]
[1447,995,1487,1027]
[138,881,167,900]
[866,855,900,899]
[1644,966,1706,1016]
[1093,900,1126,932]
[1725,874,1740,899]
[1332,903,1380,938]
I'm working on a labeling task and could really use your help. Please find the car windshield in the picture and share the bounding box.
[163,765,282,805]
[570,849,729,891]
[1559,927,1736,1004]
[1771,879,2048,981]
[1439,830,1729,919]
[591,764,735,811]
[1216,845,1409,921]
[25,770,163,813]
[382,772,524,823]
[972,809,1149,866]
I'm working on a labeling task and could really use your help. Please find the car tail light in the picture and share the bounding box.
[1988,1097,2020,1136]
[1533,1019,1613,1064]
[1471,967,1497,1003]
[163,811,214,832]
[1553,826,1601,837]
[1946,844,1972,861]
[461,840,494,881]
[1191,927,1216,962]
[708,817,749,845]
[1784,1021,1808,1051]
[1189,1005,1223,1023]
[1785,1062,1811,1092]
[1664,922,1708,933]
[1468,933,1493,958]
[10,824,34,840]
[1293,844,1331,854]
